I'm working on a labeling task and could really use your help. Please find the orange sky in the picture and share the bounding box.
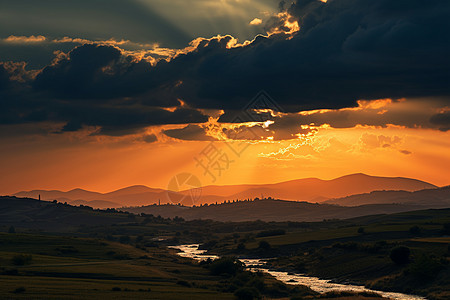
[0,120,449,195]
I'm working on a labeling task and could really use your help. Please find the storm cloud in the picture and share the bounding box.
[1,0,449,137]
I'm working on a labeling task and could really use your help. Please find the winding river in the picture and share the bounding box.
[169,244,426,300]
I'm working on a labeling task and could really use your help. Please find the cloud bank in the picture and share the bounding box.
[0,0,449,138]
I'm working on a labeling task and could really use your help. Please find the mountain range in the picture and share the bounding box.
[12,173,437,209]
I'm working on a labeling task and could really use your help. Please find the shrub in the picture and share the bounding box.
[111,287,121,291]
[390,246,410,265]
[8,226,15,233]
[357,227,365,234]
[234,287,261,300]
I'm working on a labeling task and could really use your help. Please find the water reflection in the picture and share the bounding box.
[169,244,426,300]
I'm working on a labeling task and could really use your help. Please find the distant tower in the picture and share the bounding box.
[38,194,41,201]
[158,198,160,206]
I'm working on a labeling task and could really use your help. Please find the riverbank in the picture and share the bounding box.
[170,244,426,300]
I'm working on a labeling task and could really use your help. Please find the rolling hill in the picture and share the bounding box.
[324,186,450,206]
[123,199,432,222]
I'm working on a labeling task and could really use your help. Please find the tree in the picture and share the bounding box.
[390,246,410,264]
[209,257,243,276]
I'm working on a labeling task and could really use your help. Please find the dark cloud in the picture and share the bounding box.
[249,99,450,133]
[0,45,209,135]
[1,0,449,138]
[35,45,142,99]
[141,134,158,143]
[125,0,449,112]
[163,125,216,141]
[55,105,208,136]
[430,111,450,131]
[399,150,412,155]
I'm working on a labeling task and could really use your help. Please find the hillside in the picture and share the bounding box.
[0,196,132,231]
[123,199,431,222]
[12,173,437,208]
[325,186,450,206]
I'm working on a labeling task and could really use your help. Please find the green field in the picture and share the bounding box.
[0,233,236,299]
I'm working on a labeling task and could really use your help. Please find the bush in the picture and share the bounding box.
[8,226,15,233]
[111,287,121,291]
[390,246,410,265]
[234,287,261,300]
[11,254,32,266]
[210,257,243,276]
[357,227,365,234]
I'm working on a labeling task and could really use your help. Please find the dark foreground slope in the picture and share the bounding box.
[0,196,390,300]
[0,196,133,231]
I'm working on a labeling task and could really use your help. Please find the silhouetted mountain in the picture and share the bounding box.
[185,173,437,203]
[324,186,450,206]
[101,185,165,198]
[14,188,103,202]
[12,173,437,208]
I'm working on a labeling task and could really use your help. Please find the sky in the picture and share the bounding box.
[0,0,449,194]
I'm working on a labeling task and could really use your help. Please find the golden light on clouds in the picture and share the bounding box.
[4,35,47,43]
[0,98,448,194]
[249,18,262,25]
